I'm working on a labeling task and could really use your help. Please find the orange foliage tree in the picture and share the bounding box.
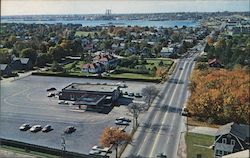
[100,128,131,158]
[188,69,250,124]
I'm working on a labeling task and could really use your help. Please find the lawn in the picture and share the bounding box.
[110,73,160,80]
[186,132,214,158]
[75,31,97,37]
[37,58,173,81]
[0,145,58,158]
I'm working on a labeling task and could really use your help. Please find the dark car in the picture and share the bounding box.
[64,126,76,134]
[47,93,55,97]
[135,93,142,98]
[179,67,183,70]
[42,125,52,132]
[19,123,31,131]
[46,87,56,92]
[116,117,131,122]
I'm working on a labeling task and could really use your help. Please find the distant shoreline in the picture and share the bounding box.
[0,19,199,27]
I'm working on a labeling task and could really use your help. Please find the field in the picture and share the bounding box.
[185,132,214,158]
[38,58,173,81]
[75,31,97,37]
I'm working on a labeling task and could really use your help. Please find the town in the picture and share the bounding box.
[0,9,249,158]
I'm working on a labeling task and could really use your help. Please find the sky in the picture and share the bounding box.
[1,0,249,16]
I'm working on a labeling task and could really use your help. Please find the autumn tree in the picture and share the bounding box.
[188,69,250,124]
[100,128,131,158]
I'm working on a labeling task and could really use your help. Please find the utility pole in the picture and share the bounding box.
[61,134,66,158]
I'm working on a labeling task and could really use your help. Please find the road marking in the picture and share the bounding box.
[162,61,193,157]
[161,58,195,157]
[148,61,188,157]
[136,62,183,155]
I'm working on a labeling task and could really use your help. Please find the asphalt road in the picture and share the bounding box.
[0,76,156,155]
[122,55,196,158]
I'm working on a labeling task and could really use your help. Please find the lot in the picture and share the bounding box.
[0,75,158,155]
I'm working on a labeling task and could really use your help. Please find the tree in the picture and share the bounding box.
[36,53,51,67]
[21,48,37,65]
[128,103,145,129]
[158,60,164,66]
[141,85,159,106]
[51,61,63,72]
[0,48,11,64]
[100,128,131,158]
[188,69,250,124]
[49,45,65,62]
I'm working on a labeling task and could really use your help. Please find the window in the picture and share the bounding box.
[222,138,227,144]
[219,150,223,155]
[216,150,220,155]
[231,140,235,145]
[219,150,223,156]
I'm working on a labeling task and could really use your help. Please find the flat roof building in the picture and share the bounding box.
[59,83,121,113]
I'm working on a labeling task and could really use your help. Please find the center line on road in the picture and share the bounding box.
[149,61,188,157]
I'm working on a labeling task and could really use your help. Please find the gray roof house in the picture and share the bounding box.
[213,122,250,157]
[0,64,12,76]
[10,57,33,70]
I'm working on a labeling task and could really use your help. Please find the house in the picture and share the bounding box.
[0,64,12,76]
[93,54,117,68]
[213,122,250,157]
[82,62,104,73]
[160,47,176,57]
[208,58,224,68]
[10,57,33,70]
[222,150,249,158]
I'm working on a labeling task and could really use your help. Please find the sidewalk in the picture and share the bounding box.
[188,126,218,136]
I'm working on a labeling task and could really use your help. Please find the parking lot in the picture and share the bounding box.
[0,75,158,155]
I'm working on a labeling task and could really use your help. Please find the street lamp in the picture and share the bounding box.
[61,134,66,158]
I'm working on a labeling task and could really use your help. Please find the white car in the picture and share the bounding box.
[19,123,31,131]
[91,145,110,153]
[30,125,42,132]
[115,120,130,126]
[58,100,69,104]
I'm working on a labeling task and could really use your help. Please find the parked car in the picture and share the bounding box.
[64,126,76,134]
[115,120,130,126]
[116,117,131,122]
[181,108,190,116]
[89,149,102,155]
[42,125,52,132]
[19,123,31,131]
[128,92,134,97]
[30,125,42,132]
[123,91,128,95]
[116,82,127,88]
[157,153,167,158]
[91,145,111,153]
[46,87,56,92]
[135,93,142,98]
[58,100,69,104]
[47,93,55,97]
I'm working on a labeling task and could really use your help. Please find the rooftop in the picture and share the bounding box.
[0,64,8,70]
[77,94,106,106]
[63,83,119,93]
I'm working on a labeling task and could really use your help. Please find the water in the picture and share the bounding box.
[1,19,199,27]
